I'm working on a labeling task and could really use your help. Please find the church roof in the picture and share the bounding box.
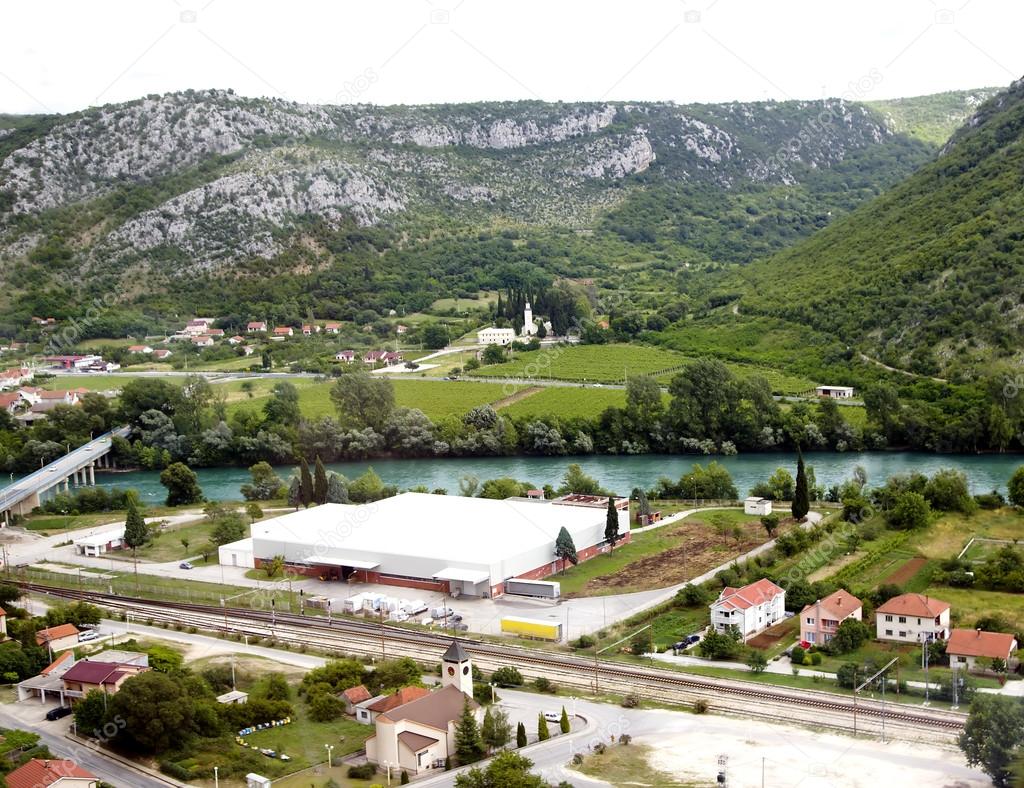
[442,639,469,663]
[379,684,476,730]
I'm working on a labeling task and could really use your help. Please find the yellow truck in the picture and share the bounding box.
[500,616,563,642]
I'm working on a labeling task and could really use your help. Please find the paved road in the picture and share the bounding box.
[0,704,172,788]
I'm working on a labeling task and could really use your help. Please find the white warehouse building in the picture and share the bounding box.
[229,492,629,598]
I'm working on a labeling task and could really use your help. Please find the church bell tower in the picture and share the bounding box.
[441,639,473,695]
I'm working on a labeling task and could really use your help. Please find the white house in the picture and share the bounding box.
[875,593,950,643]
[477,327,516,346]
[247,321,267,333]
[0,368,32,390]
[191,335,214,347]
[335,350,355,363]
[744,497,772,516]
[710,578,786,641]
[365,641,481,775]
[127,345,153,355]
[816,385,855,399]
[946,628,1018,672]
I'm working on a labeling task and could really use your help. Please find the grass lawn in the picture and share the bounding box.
[548,508,768,597]
[577,744,698,787]
[20,511,124,534]
[237,701,371,772]
[133,518,215,562]
[927,586,1024,631]
[909,508,1024,560]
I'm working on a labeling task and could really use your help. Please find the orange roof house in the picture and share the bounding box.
[947,628,1018,670]
[6,758,97,788]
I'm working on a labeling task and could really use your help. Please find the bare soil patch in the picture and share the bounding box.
[583,520,766,593]
[492,385,543,410]
[882,556,928,586]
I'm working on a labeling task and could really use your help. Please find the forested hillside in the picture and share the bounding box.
[731,79,1024,378]
[0,89,984,331]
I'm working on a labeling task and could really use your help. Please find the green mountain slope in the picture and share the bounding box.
[866,88,1000,145]
[733,79,1024,377]
[0,88,990,328]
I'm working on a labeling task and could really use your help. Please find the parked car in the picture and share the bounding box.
[45,706,72,721]
[179,561,194,570]
[78,629,99,642]
[685,633,702,645]
[543,710,561,722]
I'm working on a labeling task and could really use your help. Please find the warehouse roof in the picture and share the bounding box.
[251,492,612,567]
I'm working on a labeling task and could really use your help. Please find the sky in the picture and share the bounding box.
[1,0,1021,114]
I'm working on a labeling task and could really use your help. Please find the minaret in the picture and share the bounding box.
[441,639,473,695]
[522,301,534,336]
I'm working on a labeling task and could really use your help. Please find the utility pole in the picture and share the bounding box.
[922,633,930,705]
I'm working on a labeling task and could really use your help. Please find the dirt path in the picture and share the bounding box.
[492,385,543,410]
[858,352,947,383]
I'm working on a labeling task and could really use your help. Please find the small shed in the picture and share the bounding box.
[816,385,855,399]
[246,775,272,788]
[217,690,249,705]
[744,497,772,516]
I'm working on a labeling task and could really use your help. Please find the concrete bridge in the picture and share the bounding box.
[0,426,131,524]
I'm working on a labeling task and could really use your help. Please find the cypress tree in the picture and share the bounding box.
[313,455,328,505]
[537,712,550,741]
[299,457,314,508]
[287,477,302,510]
[554,526,578,573]
[516,721,527,748]
[793,451,810,520]
[604,495,620,551]
[559,706,570,734]
[123,495,148,591]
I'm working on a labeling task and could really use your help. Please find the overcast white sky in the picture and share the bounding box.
[1,0,1020,114]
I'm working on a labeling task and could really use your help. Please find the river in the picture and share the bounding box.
[20,451,1022,505]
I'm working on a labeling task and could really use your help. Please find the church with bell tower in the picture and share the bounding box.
[365,639,482,776]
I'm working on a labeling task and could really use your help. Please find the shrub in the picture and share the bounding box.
[810,652,823,665]
[621,693,640,708]
[693,699,709,714]
[533,676,556,693]
[160,761,193,781]
[573,634,596,649]
[347,764,376,779]
[492,666,524,687]
[790,646,806,664]
[619,734,632,745]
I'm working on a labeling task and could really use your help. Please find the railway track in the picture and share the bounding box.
[25,583,967,742]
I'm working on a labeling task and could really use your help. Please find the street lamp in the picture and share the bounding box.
[213,766,219,788]
[324,743,334,768]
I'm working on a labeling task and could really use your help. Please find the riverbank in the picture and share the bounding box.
[3,450,1019,506]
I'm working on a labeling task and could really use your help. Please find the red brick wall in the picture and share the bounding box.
[495,532,633,596]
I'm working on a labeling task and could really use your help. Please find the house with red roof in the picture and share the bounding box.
[341,684,372,715]
[335,350,355,363]
[153,349,172,360]
[61,659,148,700]
[0,367,32,390]
[127,345,153,354]
[875,593,951,643]
[5,758,97,788]
[247,321,267,333]
[191,335,214,347]
[35,624,80,653]
[228,335,245,345]
[272,326,294,338]
[363,350,386,364]
[357,685,431,725]
[0,392,24,414]
[800,589,862,646]
[324,322,342,334]
[946,628,1018,672]
[710,578,786,641]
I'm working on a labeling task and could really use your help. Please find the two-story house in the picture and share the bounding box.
[875,593,950,643]
[800,589,862,646]
[710,578,786,641]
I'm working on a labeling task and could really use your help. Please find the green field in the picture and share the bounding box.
[471,343,687,384]
[471,342,816,394]
[501,386,629,419]
[230,378,521,422]
[41,374,185,392]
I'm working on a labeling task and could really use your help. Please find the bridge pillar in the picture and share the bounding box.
[88,464,95,486]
